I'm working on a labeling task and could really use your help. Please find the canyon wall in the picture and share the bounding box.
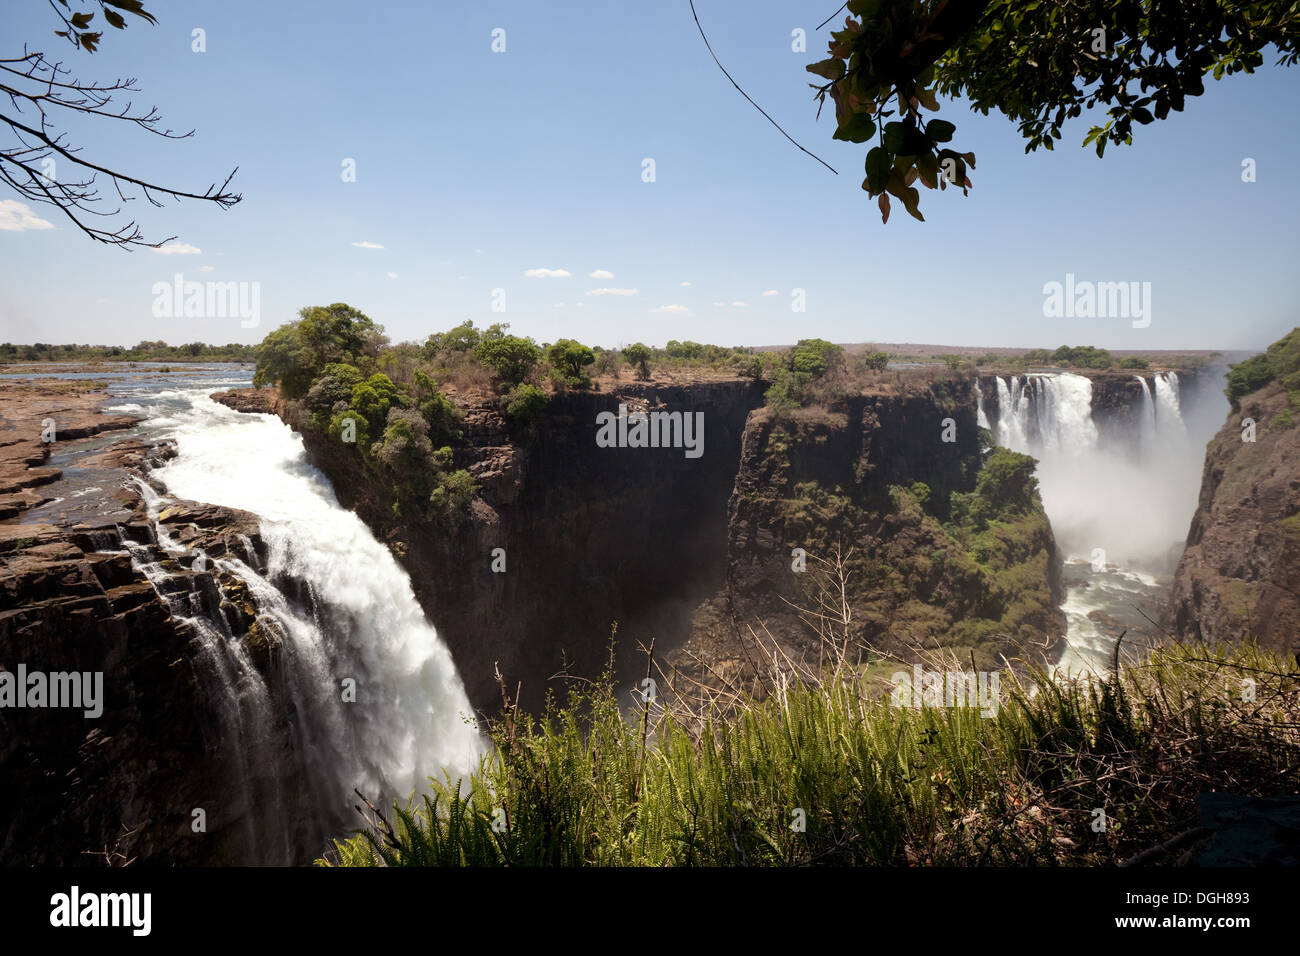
[227,374,1068,712]
[1167,379,1300,654]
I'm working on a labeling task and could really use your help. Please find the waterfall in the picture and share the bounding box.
[992,372,1097,459]
[982,370,1220,678]
[1154,371,1188,443]
[126,388,483,863]
[1135,376,1156,453]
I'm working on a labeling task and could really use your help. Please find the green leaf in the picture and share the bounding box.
[833,111,877,144]
[865,146,892,193]
[925,119,956,143]
[806,58,845,81]
[1131,106,1154,124]
[883,122,905,154]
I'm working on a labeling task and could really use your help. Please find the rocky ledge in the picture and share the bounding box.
[0,379,287,864]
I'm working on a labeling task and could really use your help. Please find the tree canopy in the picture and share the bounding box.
[794,0,1300,222]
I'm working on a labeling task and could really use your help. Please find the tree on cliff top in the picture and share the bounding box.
[1225,327,1300,408]
[1,1,240,247]
[696,1,1299,222]
[253,304,384,398]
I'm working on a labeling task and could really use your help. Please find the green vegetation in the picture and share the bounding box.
[253,303,384,397]
[1225,328,1300,408]
[256,305,475,522]
[0,341,255,364]
[546,339,596,389]
[622,343,652,381]
[503,383,549,423]
[323,641,1299,866]
[860,351,890,371]
[474,332,542,388]
[763,339,847,415]
[802,0,1298,222]
[1118,356,1149,370]
[1051,345,1113,369]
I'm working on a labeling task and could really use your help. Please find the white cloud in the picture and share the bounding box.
[586,287,638,296]
[762,289,779,297]
[153,241,201,255]
[200,265,215,272]
[650,304,690,314]
[576,302,585,308]
[680,281,692,287]
[351,240,384,249]
[0,200,54,232]
[387,272,398,279]
[524,267,571,278]
[552,303,566,309]
[732,301,748,308]
[588,269,614,279]
[712,302,725,308]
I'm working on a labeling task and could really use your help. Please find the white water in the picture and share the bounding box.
[125,385,482,860]
[978,371,1221,677]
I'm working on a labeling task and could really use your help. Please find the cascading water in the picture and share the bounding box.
[977,370,1221,677]
[107,378,483,863]
[1135,376,1156,452]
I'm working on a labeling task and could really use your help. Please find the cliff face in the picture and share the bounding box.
[241,382,760,712]
[673,385,1065,687]
[226,376,1066,711]
[1,385,344,865]
[1167,381,1300,654]
[0,490,300,865]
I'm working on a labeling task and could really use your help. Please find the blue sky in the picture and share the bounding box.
[1,0,1297,351]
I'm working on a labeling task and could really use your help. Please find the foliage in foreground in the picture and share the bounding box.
[322,642,1299,866]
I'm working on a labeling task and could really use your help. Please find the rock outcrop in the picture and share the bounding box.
[0,381,315,865]
[1167,379,1300,654]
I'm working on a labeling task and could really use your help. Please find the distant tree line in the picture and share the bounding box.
[0,341,256,363]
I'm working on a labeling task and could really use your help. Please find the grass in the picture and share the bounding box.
[320,640,1299,867]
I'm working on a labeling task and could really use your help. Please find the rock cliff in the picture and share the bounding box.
[1167,376,1300,654]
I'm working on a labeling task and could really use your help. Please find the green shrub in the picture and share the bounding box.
[764,367,808,414]
[474,335,542,387]
[546,339,596,389]
[622,343,652,381]
[861,351,890,371]
[1119,356,1149,369]
[351,373,401,435]
[429,468,478,518]
[503,383,548,422]
[789,338,843,378]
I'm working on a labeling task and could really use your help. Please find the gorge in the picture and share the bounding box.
[0,349,1283,866]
